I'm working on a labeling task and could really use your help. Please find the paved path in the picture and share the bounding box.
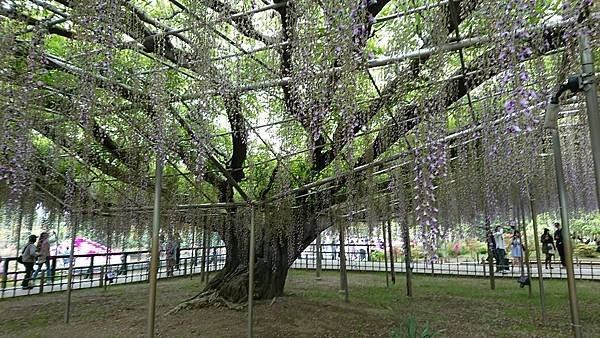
[1,263,224,299]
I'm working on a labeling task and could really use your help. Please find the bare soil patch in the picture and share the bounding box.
[0,273,393,338]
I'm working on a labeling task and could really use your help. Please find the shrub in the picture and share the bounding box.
[370,250,385,262]
[478,245,488,255]
[573,244,599,258]
[411,245,425,259]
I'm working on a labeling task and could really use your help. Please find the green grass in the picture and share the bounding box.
[1,270,598,337]
[287,270,600,337]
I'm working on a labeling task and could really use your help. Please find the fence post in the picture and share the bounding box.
[39,274,45,294]
[1,258,9,289]
[51,257,57,284]
[87,256,94,281]
[100,266,105,288]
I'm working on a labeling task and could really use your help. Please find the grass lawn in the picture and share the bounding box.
[0,270,598,337]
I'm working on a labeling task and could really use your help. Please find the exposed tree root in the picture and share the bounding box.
[166,290,245,315]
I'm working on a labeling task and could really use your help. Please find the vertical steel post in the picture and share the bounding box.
[485,217,495,290]
[12,205,24,288]
[200,225,207,283]
[315,232,322,280]
[528,189,547,323]
[387,220,396,284]
[64,216,78,323]
[579,30,600,209]
[337,215,349,302]
[146,156,163,338]
[382,221,389,288]
[519,197,532,297]
[402,216,413,297]
[551,130,582,337]
[247,207,256,338]
[190,224,196,279]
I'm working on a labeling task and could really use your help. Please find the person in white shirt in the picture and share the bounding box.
[493,226,507,273]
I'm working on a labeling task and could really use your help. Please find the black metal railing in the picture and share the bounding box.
[2,243,598,299]
[295,244,600,281]
[0,246,227,299]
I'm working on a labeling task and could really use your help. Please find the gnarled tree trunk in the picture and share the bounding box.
[171,203,321,312]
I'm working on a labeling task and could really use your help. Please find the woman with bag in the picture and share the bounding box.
[20,235,37,289]
[511,231,524,272]
[541,228,555,269]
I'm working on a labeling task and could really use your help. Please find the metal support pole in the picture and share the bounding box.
[315,232,322,280]
[12,204,24,287]
[146,156,163,338]
[402,217,413,297]
[485,217,495,290]
[338,216,349,302]
[519,197,532,297]
[528,189,547,323]
[387,220,396,285]
[247,207,256,338]
[64,216,78,323]
[200,225,207,283]
[579,30,600,210]
[382,221,389,288]
[190,224,196,279]
[551,130,582,337]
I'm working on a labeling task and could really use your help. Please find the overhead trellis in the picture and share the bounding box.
[0,0,599,309]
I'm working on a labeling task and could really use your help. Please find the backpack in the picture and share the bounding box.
[518,275,530,288]
[16,245,29,264]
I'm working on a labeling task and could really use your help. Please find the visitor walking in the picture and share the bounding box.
[174,234,181,270]
[541,228,555,269]
[330,238,338,260]
[20,235,37,289]
[117,254,127,275]
[32,232,51,282]
[165,237,175,277]
[511,231,524,273]
[61,246,72,267]
[554,222,566,267]
[358,239,367,261]
[105,269,116,284]
[493,226,507,273]
[211,247,218,268]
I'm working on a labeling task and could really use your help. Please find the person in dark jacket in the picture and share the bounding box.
[541,228,555,269]
[553,222,566,268]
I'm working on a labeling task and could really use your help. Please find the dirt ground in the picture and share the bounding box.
[0,272,394,338]
[1,270,599,337]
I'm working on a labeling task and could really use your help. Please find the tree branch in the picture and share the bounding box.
[313,0,479,173]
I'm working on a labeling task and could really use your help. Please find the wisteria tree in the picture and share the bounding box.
[0,0,597,308]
